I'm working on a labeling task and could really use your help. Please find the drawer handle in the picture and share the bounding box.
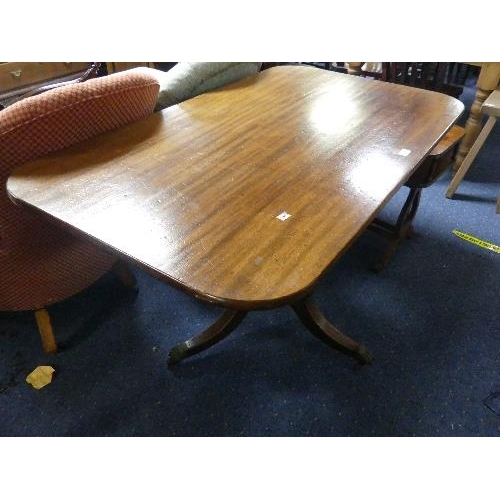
[10,69,22,78]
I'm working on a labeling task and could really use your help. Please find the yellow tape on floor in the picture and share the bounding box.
[452,230,500,254]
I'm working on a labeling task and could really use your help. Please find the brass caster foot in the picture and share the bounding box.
[167,343,189,366]
[356,345,374,364]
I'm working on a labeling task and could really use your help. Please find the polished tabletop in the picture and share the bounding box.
[8,66,464,309]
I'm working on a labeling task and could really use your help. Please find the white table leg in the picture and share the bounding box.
[446,115,497,198]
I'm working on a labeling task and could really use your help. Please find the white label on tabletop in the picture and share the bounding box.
[397,148,411,156]
[276,212,292,221]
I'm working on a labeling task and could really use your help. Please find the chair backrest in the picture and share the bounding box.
[380,63,467,98]
[324,62,471,98]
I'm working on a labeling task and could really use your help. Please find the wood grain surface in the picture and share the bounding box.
[8,66,464,309]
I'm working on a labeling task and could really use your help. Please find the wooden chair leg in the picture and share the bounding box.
[34,308,57,354]
[112,260,137,289]
[446,115,496,198]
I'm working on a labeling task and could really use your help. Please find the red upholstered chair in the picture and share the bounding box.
[0,68,160,352]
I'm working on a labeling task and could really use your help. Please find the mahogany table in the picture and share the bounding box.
[7,66,463,365]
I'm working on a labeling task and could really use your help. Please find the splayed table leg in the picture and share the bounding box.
[291,297,373,364]
[168,309,247,366]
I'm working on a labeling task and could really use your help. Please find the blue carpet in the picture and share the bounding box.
[1,74,499,436]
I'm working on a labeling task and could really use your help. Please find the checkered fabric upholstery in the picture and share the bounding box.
[0,68,159,311]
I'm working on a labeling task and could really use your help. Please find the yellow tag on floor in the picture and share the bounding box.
[26,366,55,390]
[452,230,500,254]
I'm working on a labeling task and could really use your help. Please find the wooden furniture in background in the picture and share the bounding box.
[8,66,463,365]
[106,62,155,74]
[2,63,101,108]
[0,62,91,109]
[380,62,467,98]
[446,88,500,212]
[455,63,500,170]
[0,62,89,93]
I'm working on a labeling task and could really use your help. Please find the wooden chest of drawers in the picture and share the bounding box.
[0,62,90,99]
